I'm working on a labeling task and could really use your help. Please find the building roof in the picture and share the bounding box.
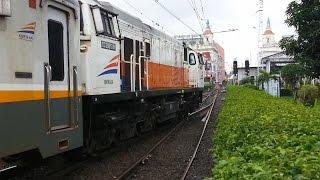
[261,51,293,63]
[203,20,213,35]
[203,29,213,35]
[263,29,275,35]
[263,18,275,35]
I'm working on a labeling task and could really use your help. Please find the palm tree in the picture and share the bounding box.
[256,70,277,90]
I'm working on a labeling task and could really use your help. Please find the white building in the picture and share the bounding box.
[259,18,282,61]
[237,67,259,82]
[175,21,226,86]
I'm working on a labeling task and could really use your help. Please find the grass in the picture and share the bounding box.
[211,86,320,179]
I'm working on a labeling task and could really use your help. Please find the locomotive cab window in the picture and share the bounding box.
[48,20,64,81]
[189,53,196,65]
[101,11,116,36]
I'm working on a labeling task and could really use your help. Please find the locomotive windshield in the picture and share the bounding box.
[189,53,196,65]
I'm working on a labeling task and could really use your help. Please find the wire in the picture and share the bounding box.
[120,0,173,35]
[152,0,201,35]
[214,29,238,33]
[187,0,204,32]
[199,0,206,19]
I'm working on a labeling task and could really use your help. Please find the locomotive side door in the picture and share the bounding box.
[44,7,72,132]
[121,37,134,92]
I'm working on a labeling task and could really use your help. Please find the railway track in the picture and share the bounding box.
[181,94,217,180]
[116,94,217,180]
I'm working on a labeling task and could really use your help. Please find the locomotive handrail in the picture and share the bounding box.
[130,54,134,92]
[138,56,150,91]
[73,66,79,128]
[44,63,52,134]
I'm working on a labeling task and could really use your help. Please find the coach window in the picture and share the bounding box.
[189,53,196,65]
[48,20,64,81]
[101,11,115,36]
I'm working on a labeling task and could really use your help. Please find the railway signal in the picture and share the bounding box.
[245,60,250,75]
[233,60,238,75]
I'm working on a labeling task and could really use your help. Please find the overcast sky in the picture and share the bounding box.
[103,0,296,72]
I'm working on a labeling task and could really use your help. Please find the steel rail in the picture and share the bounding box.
[180,94,217,180]
[116,95,216,180]
[200,92,213,106]
[0,165,17,173]
[189,99,213,117]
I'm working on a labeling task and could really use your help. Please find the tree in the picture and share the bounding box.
[281,64,303,89]
[281,64,303,99]
[279,1,320,78]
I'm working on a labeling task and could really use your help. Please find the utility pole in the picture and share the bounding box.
[257,0,264,74]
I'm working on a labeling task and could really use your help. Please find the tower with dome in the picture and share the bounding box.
[259,18,282,60]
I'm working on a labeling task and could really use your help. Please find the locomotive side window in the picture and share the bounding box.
[189,53,196,65]
[48,20,64,81]
[184,47,187,61]
[145,42,151,57]
[198,54,204,65]
[79,2,84,34]
[101,11,115,36]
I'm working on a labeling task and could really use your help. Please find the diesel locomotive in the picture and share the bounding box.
[0,0,205,165]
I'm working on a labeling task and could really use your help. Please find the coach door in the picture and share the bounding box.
[44,7,72,132]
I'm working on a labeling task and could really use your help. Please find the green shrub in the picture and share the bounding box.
[204,84,214,92]
[240,77,254,85]
[297,85,318,106]
[242,84,259,90]
[280,89,293,97]
[212,86,320,179]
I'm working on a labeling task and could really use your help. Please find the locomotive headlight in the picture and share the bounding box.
[0,0,11,17]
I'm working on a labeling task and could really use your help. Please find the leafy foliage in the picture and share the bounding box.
[242,84,259,90]
[240,77,255,85]
[281,64,303,90]
[212,86,320,179]
[297,85,319,106]
[279,1,320,78]
[280,89,293,97]
[256,71,277,89]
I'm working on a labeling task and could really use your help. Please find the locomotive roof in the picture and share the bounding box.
[99,1,181,45]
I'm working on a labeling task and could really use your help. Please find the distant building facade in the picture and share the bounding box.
[237,67,259,82]
[175,21,226,86]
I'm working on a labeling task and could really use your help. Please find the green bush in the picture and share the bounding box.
[240,77,254,85]
[297,85,318,106]
[280,89,293,97]
[204,84,214,92]
[212,86,320,179]
[242,84,259,90]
